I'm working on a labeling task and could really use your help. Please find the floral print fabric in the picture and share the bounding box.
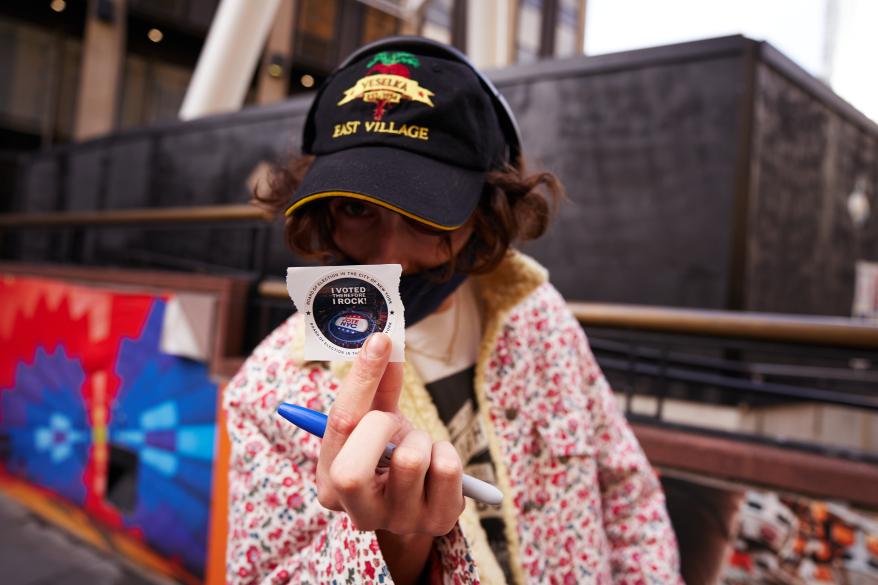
[224,253,681,584]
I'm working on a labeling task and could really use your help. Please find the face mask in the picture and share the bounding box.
[399,268,467,327]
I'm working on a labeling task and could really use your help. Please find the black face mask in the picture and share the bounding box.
[329,257,467,327]
[399,267,467,327]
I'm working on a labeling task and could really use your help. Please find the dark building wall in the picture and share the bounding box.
[498,54,744,308]
[745,52,878,316]
[0,152,23,213]
[13,100,310,270]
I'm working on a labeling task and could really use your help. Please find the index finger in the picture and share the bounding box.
[371,361,403,413]
[321,333,392,460]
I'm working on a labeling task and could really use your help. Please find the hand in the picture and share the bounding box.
[316,333,466,537]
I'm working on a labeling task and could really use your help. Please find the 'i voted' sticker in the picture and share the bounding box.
[315,277,386,348]
[286,265,404,361]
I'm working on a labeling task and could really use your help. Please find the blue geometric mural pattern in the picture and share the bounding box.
[1,346,90,505]
[109,300,218,576]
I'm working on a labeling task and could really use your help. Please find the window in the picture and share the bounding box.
[119,54,192,130]
[516,0,542,63]
[421,0,452,45]
[295,0,340,70]
[0,16,81,145]
[362,6,399,44]
[555,0,581,57]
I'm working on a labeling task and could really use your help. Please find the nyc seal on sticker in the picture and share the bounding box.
[286,264,405,362]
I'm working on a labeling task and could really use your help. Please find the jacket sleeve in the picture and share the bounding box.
[573,327,683,584]
[223,321,481,585]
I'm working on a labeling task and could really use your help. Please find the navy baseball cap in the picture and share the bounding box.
[285,46,507,230]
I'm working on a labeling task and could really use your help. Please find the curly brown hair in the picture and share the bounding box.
[253,154,564,276]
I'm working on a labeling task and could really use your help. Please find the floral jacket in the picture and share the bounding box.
[224,251,682,584]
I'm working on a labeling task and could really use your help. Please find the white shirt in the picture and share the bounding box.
[405,279,482,384]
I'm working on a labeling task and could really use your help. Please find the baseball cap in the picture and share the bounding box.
[285,45,508,231]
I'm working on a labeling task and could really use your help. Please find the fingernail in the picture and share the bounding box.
[365,333,389,359]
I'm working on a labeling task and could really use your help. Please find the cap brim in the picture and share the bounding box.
[285,146,484,231]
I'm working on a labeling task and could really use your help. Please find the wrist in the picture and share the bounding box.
[376,530,435,585]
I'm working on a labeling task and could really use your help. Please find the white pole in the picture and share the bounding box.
[180,0,282,120]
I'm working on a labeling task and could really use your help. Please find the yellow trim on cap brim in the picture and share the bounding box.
[285,191,461,231]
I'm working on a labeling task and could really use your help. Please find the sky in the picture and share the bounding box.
[584,0,878,123]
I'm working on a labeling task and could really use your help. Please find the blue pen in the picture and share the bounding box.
[277,403,503,506]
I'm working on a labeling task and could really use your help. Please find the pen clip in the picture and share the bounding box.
[377,442,396,469]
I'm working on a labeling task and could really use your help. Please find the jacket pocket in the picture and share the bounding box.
[524,413,598,514]
[535,411,596,468]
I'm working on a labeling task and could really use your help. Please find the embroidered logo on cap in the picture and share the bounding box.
[337,51,435,121]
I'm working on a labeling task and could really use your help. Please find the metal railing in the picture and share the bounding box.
[568,302,878,349]
[0,204,277,275]
[0,204,270,227]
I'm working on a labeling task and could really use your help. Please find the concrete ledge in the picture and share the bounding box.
[632,422,878,509]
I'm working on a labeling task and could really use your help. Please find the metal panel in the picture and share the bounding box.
[507,56,743,308]
[65,148,104,211]
[14,154,60,261]
[745,62,878,315]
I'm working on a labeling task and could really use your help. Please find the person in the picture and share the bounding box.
[224,37,682,585]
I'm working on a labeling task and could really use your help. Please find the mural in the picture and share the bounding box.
[0,275,221,579]
[3,345,90,506]
[724,491,878,584]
